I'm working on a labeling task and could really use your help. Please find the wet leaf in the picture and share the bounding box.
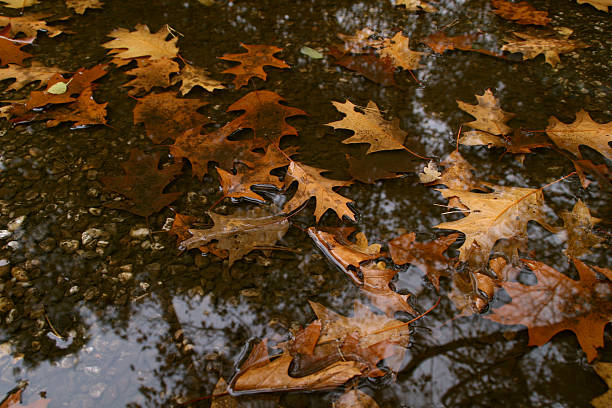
[558,200,603,259]
[133,91,209,144]
[378,32,425,71]
[103,24,179,61]
[0,28,32,66]
[418,161,441,183]
[421,31,479,54]
[0,0,39,8]
[486,258,612,362]
[501,31,587,67]
[329,48,396,86]
[43,87,107,127]
[210,377,238,408]
[176,63,225,95]
[572,159,611,189]
[336,28,383,54]
[299,46,323,59]
[592,362,612,408]
[219,43,289,89]
[491,0,551,25]
[360,262,416,317]
[65,0,104,14]
[168,213,228,258]
[546,109,612,160]
[577,0,611,12]
[389,232,459,290]
[0,385,50,408]
[394,0,437,12]
[123,57,179,95]
[335,389,380,408]
[456,88,515,135]
[283,161,355,222]
[181,207,289,265]
[101,148,183,217]
[459,128,551,156]
[0,14,64,38]
[0,62,65,91]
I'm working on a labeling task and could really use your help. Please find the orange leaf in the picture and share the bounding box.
[220,43,289,89]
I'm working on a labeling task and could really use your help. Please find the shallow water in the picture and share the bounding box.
[0,0,610,407]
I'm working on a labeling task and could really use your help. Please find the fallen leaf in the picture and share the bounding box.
[65,0,104,14]
[418,161,441,183]
[592,362,612,408]
[0,62,64,91]
[176,63,225,95]
[394,0,437,12]
[346,150,418,183]
[335,389,380,408]
[546,110,612,160]
[283,161,355,222]
[133,91,209,143]
[0,0,39,8]
[378,32,425,71]
[329,48,396,87]
[501,31,587,67]
[491,0,551,25]
[456,89,515,135]
[486,258,612,362]
[220,43,289,89]
[0,14,64,38]
[459,128,551,155]
[572,159,611,189]
[421,31,479,54]
[0,28,32,66]
[42,87,107,128]
[101,148,182,217]
[336,28,383,54]
[360,262,416,317]
[211,377,238,408]
[388,232,459,289]
[123,57,179,95]
[435,184,554,264]
[326,100,408,154]
[577,0,611,12]
[559,200,603,259]
[103,24,179,61]
[0,385,50,408]
[168,213,227,258]
[181,207,289,265]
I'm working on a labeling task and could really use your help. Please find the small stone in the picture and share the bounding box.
[86,169,98,181]
[119,264,133,273]
[240,288,261,297]
[29,147,43,157]
[0,230,11,240]
[24,191,39,201]
[129,227,150,240]
[83,287,98,301]
[0,297,14,313]
[82,228,104,246]
[150,242,164,251]
[87,188,100,198]
[140,240,151,250]
[88,208,102,216]
[39,237,56,252]
[7,215,26,231]
[31,341,41,352]
[11,267,28,282]
[0,259,10,277]
[118,272,133,283]
[60,239,80,253]
[7,241,21,250]
[89,383,107,399]
[68,286,79,295]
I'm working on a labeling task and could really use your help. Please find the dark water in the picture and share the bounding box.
[0,0,610,407]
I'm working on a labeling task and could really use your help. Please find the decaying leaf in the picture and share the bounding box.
[435,184,554,264]
[133,92,209,143]
[592,362,612,408]
[176,63,225,95]
[418,161,441,183]
[210,377,238,408]
[546,110,612,160]
[577,0,611,12]
[101,148,182,217]
[329,48,396,87]
[283,161,355,222]
[181,208,289,265]
[501,31,587,67]
[572,159,611,189]
[335,389,380,408]
[491,0,551,25]
[459,128,551,156]
[486,258,612,362]
[337,28,382,54]
[42,87,107,128]
[456,89,515,135]
[168,213,227,258]
[326,100,408,154]
[421,31,479,54]
[0,62,64,91]
[0,28,32,66]
[360,262,416,317]
[394,0,437,12]
[0,0,39,8]
[220,43,289,89]
[378,32,425,71]
[389,232,458,289]
[103,24,179,61]
[0,14,64,38]
[123,57,179,95]
[65,0,104,14]
[558,200,603,259]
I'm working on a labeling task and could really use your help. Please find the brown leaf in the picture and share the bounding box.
[592,362,612,408]
[389,232,458,289]
[0,62,65,91]
[559,200,603,259]
[103,24,179,61]
[283,161,355,222]
[0,385,50,408]
[42,87,107,128]
[65,0,104,14]
[546,109,612,160]
[360,262,416,317]
[577,0,611,12]
[0,14,64,38]
[181,207,289,265]
[456,88,515,135]
[133,92,209,144]
[335,389,380,408]
[347,150,419,183]
[101,148,182,217]
[378,32,425,71]
[220,43,289,89]
[0,28,32,66]
[210,377,238,408]
[336,28,383,54]
[460,128,551,155]
[394,0,437,12]
[486,258,612,362]
[491,0,551,25]
[123,57,179,95]
[329,48,396,87]
[168,213,228,258]
[176,63,225,95]
[0,0,39,8]
[421,31,479,54]
[572,159,611,189]
[501,31,587,67]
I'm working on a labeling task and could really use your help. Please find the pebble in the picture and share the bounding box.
[118,272,133,283]
[82,228,104,246]
[88,208,102,216]
[7,215,26,231]
[89,383,107,399]
[7,241,21,250]
[39,237,56,252]
[129,227,150,240]
[0,230,11,240]
[240,288,261,297]
[83,287,98,301]
[0,297,14,313]
[0,259,10,277]
[60,239,80,253]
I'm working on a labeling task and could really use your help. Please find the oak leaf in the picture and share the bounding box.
[459,128,551,156]
[389,232,459,290]
[123,57,179,95]
[0,0,39,8]
[0,28,32,66]
[347,150,419,183]
[326,100,408,154]
[421,31,479,54]
[546,110,612,160]
[329,48,396,86]
[491,0,551,25]
[577,0,611,12]
[486,258,612,362]
[102,24,179,61]
[210,378,238,408]
[435,184,554,263]
[559,200,603,259]
[133,91,209,143]
[0,14,63,38]
[283,161,355,222]
[65,0,104,14]
[101,148,182,217]
[572,159,611,189]
[336,28,383,54]
[219,43,289,89]
[0,385,50,408]
[0,62,64,91]
[176,63,224,95]
[360,262,416,317]
[335,389,380,408]
[168,213,227,258]
[592,362,612,408]
[42,87,107,128]
[501,31,587,67]
[394,0,437,12]
[181,208,289,266]
[457,89,515,135]
[378,32,425,71]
